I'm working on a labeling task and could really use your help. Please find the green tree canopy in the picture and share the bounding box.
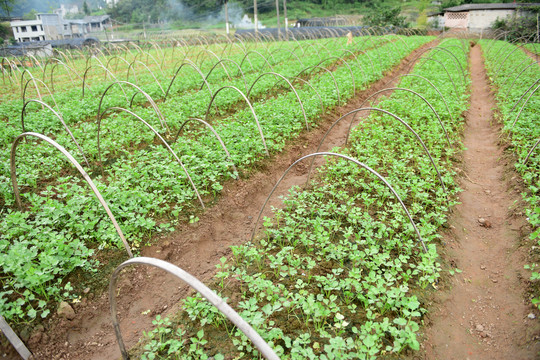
[0,0,16,17]
[363,3,408,28]
[83,1,90,15]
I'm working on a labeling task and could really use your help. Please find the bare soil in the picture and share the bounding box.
[0,40,440,360]
[422,44,540,359]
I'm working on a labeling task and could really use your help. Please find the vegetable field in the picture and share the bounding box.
[0,30,538,360]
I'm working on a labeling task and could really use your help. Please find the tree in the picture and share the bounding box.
[0,0,16,17]
[22,8,38,20]
[0,21,11,38]
[492,5,540,41]
[363,4,408,28]
[83,1,90,15]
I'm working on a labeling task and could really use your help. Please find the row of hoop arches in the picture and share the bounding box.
[2,33,538,359]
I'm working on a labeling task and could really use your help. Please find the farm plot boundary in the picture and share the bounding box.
[8,38,444,360]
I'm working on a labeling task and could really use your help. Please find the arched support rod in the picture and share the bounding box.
[511,81,540,128]
[127,60,165,95]
[317,56,356,96]
[524,137,540,164]
[509,78,540,114]
[174,117,239,179]
[338,49,369,89]
[202,58,248,94]
[109,257,280,360]
[47,60,82,94]
[354,87,451,147]
[19,69,42,103]
[97,80,169,133]
[21,99,89,168]
[237,50,274,75]
[204,85,269,156]
[289,76,325,114]
[165,60,213,101]
[247,72,309,130]
[407,46,466,88]
[250,152,428,253]
[11,132,133,257]
[308,107,448,199]
[0,315,32,360]
[413,57,460,102]
[99,107,205,209]
[269,47,304,68]
[195,48,230,79]
[384,74,456,127]
[105,55,132,74]
[295,65,341,107]
[503,60,539,102]
[82,64,127,101]
[22,77,58,110]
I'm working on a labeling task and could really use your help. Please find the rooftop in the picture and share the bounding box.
[445,3,540,12]
[83,15,110,23]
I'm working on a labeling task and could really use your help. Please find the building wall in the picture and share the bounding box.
[428,14,444,29]
[40,14,64,40]
[11,13,106,42]
[10,20,46,42]
[468,9,514,30]
[444,11,468,28]
[69,23,87,37]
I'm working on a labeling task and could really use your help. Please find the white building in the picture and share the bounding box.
[430,3,540,32]
[10,19,46,42]
[10,14,110,43]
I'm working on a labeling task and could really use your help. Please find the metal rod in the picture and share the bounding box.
[0,316,32,360]
[109,257,279,360]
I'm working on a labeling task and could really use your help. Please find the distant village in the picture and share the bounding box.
[9,4,110,43]
[2,1,539,56]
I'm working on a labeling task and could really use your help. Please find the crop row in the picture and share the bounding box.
[0,36,433,323]
[0,35,401,101]
[480,39,540,308]
[133,38,470,359]
[1,36,408,144]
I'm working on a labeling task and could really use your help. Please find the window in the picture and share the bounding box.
[447,12,467,20]
[21,26,27,32]
[31,25,38,31]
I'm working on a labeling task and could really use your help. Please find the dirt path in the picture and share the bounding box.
[7,40,441,360]
[522,47,540,62]
[423,44,540,359]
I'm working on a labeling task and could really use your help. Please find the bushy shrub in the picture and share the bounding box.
[492,5,540,41]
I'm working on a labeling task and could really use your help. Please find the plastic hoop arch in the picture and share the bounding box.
[309,107,449,199]
[247,72,309,130]
[109,257,279,360]
[204,85,269,156]
[174,117,239,179]
[356,87,451,147]
[250,152,428,253]
[10,132,133,257]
